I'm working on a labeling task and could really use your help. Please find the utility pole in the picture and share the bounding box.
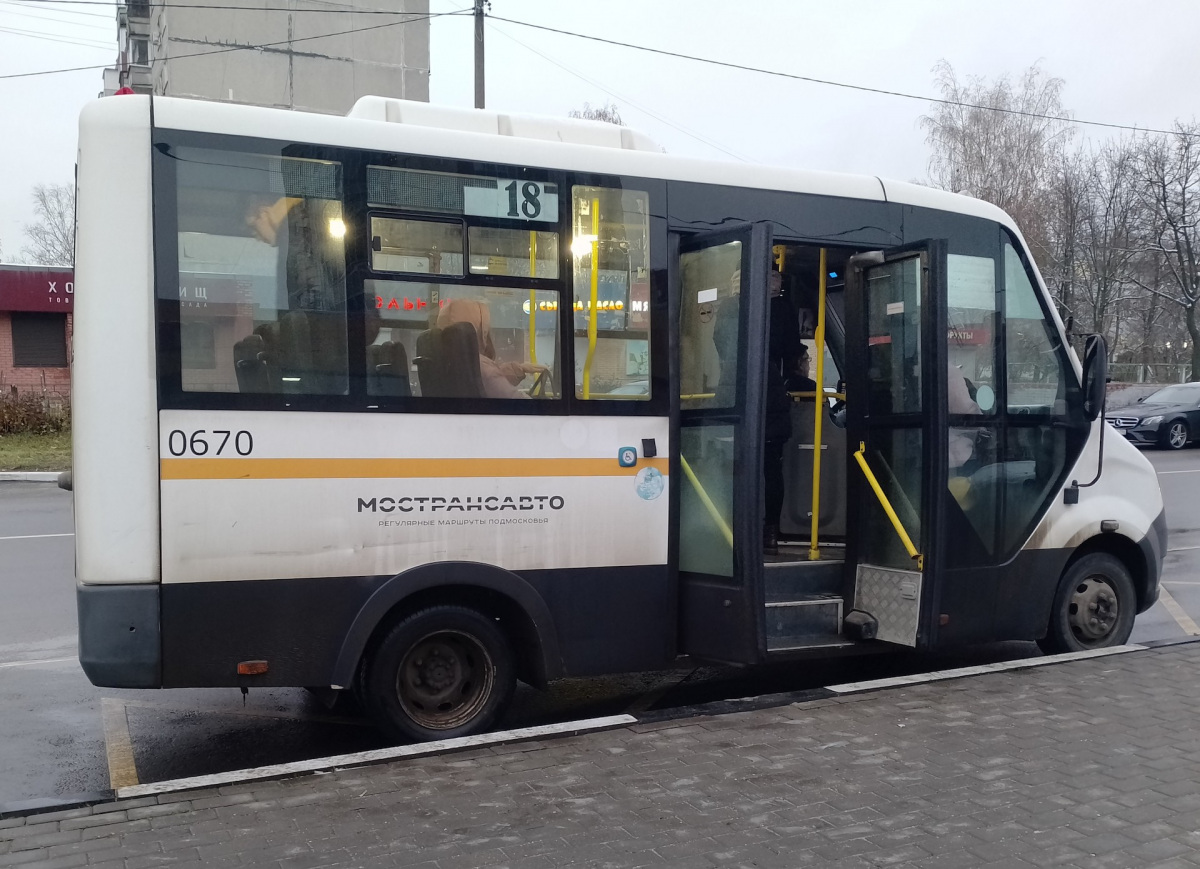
[473,0,486,109]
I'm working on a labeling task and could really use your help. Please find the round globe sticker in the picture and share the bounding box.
[635,467,664,501]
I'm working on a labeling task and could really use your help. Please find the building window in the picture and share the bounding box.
[12,313,68,367]
[132,38,148,65]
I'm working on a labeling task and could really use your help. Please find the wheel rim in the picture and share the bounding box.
[395,629,495,731]
[1170,423,1187,448]
[1067,576,1121,646]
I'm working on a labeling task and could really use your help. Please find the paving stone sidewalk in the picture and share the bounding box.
[4,643,1200,869]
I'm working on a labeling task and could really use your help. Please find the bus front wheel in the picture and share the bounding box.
[1038,553,1136,654]
[364,606,516,743]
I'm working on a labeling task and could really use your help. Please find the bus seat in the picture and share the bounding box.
[413,325,485,398]
[368,341,411,397]
[233,334,276,393]
[279,311,313,392]
[413,328,443,396]
[781,397,847,539]
[438,322,485,398]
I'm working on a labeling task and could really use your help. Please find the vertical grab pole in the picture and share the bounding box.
[808,248,828,562]
[582,199,600,399]
[528,231,538,365]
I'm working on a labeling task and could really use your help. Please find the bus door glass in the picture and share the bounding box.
[844,241,948,648]
[672,223,773,663]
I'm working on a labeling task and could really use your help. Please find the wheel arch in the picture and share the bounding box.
[331,562,563,691]
[1060,533,1151,614]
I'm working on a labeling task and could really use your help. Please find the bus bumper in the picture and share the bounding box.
[1136,508,1168,614]
[77,583,162,688]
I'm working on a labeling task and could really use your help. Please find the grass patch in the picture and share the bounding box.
[0,430,72,471]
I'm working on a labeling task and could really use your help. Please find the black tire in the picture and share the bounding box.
[363,605,516,743]
[1037,553,1136,654]
[1160,419,1189,450]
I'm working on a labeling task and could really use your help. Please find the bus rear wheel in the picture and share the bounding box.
[364,606,516,743]
[1037,553,1135,654]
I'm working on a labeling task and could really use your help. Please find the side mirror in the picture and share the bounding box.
[1082,334,1108,422]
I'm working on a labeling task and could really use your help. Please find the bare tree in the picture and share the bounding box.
[569,101,623,126]
[920,61,1074,270]
[1072,141,1144,341]
[22,183,76,266]
[1133,122,1200,380]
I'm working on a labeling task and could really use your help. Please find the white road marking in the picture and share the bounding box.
[1157,585,1200,636]
[1167,545,1200,552]
[826,645,1146,694]
[0,656,77,670]
[1157,469,1200,475]
[0,532,74,542]
[116,714,638,799]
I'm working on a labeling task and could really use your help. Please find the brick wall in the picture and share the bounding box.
[0,311,73,399]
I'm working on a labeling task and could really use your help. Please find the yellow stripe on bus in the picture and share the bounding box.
[160,457,671,481]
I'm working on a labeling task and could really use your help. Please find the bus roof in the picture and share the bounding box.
[114,95,1020,235]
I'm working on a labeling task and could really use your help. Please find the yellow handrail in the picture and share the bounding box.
[527,231,538,366]
[680,454,734,549]
[809,247,828,561]
[852,441,923,569]
[680,392,716,400]
[581,199,600,399]
[789,391,845,401]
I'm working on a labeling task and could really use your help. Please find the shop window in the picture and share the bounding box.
[12,313,68,367]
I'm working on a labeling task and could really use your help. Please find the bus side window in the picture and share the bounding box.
[365,281,561,400]
[945,253,1000,555]
[1004,242,1067,415]
[172,147,348,396]
[571,186,652,400]
[1001,240,1075,552]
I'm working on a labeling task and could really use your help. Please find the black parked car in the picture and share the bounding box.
[1106,382,1200,449]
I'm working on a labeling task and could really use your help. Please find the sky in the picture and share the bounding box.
[1,0,1199,262]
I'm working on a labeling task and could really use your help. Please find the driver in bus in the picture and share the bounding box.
[714,265,800,554]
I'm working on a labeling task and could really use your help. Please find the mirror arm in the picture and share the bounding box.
[1066,334,1107,503]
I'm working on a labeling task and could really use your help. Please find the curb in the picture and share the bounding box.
[0,472,63,483]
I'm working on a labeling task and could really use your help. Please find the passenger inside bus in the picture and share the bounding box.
[434,298,548,399]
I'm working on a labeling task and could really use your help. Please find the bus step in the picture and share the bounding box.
[765,595,843,650]
[764,560,844,600]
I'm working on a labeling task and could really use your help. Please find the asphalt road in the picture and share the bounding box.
[2,446,1198,808]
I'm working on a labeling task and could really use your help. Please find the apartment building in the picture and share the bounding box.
[102,0,430,113]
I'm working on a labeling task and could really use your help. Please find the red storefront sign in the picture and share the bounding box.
[0,266,74,313]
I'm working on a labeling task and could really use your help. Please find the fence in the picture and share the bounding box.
[1108,363,1193,384]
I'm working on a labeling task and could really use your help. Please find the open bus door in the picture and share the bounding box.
[670,223,773,664]
[843,241,948,648]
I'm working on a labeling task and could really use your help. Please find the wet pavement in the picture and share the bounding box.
[4,640,1200,868]
[2,444,1200,808]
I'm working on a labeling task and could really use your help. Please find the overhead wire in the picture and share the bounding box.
[0,7,464,80]
[0,3,1193,141]
[486,14,1199,140]
[0,5,115,29]
[2,0,455,11]
[481,16,750,162]
[1,0,113,19]
[0,22,113,49]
